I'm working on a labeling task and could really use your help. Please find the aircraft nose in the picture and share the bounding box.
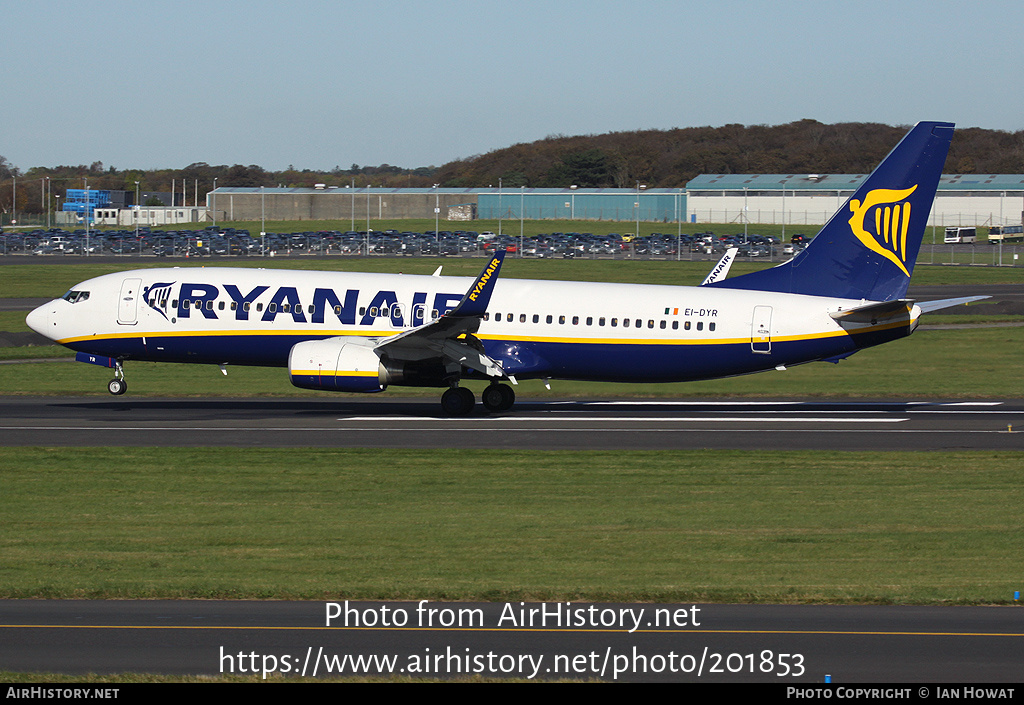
[25,304,53,338]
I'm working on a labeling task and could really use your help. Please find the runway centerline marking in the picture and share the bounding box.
[4,623,1022,638]
[341,416,909,423]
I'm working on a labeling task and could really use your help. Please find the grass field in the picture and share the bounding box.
[2,447,1021,604]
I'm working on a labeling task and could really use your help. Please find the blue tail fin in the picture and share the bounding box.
[711,121,954,301]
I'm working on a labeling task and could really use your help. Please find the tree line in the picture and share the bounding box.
[3,120,1023,217]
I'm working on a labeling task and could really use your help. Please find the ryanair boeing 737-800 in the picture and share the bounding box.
[26,122,983,415]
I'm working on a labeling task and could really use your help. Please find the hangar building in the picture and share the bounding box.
[204,176,1023,227]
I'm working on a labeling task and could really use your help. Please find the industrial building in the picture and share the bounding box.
[204,176,1023,228]
[685,174,1024,228]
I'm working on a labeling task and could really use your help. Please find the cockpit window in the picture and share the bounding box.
[61,290,90,303]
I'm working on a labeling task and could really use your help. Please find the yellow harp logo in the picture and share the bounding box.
[847,185,917,277]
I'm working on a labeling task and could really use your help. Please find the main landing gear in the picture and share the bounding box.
[481,382,515,412]
[440,382,515,416]
[107,361,127,396]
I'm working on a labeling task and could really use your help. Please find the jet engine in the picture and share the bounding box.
[288,338,386,393]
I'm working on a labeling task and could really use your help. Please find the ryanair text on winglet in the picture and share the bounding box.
[467,257,501,303]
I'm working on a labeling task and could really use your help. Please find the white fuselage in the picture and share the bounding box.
[27,266,919,385]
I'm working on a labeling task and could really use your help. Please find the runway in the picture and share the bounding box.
[1,396,1022,450]
[3,600,1022,682]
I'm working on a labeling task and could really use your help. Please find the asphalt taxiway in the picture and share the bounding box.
[3,600,1022,682]
[1,396,1022,450]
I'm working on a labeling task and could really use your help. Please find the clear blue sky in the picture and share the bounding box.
[2,0,1021,172]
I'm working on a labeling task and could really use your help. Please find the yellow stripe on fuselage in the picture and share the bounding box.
[57,317,911,349]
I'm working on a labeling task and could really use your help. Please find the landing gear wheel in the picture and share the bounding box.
[441,387,475,416]
[107,378,127,396]
[482,383,515,412]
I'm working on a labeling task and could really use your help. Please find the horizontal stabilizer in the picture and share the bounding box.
[917,295,989,313]
[830,299,914,322]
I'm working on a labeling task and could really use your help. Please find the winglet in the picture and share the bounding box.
[701,247,738,285]
[449,249,506,317]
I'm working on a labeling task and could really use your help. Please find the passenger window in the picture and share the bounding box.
[483,312,490,321]
[506,313,513,322]
[369,306,378,317]
[599,317,605,326]
[243,302,250,311]
[546,315,553,324]
[257,303,263,312]
[282,304,291,313]
[532,314,539,323]
[684,321,691,330]
[559,315,565,324]
[218,301,225,310]
[268,303,276,313]
[672,321,678,330]
[697,321,704,331]
[659,320,666,329]
[572,316,579,325]
[586,317,593,326]
[623,319,630,328]
[647,320,654,329]
[709,322,716,331]
[520,314,526,323]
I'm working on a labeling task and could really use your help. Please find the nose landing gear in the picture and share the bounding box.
[107,361,127,396]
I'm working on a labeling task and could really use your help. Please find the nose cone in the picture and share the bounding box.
[25,304,53,339]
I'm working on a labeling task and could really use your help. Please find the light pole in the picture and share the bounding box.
[520,185,524,257]
[635,181,646,241]
[743,187,748,242]
[134,181,140,238]
[261,186,266,257]
[212,177,218,230]
[84,178,89,257]
[677,189,682,262]
[433,184,440,252]
[45,177,50,229]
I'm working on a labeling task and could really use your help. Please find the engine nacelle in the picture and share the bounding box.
[288,338,386,393]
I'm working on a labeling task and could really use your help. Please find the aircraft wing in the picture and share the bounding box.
[374,250,511,380]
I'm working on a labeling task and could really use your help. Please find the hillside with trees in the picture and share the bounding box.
[2,121,1022,218]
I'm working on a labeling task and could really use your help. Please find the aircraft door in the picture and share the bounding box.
[751,305,772,354]
[117,278,143,325]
